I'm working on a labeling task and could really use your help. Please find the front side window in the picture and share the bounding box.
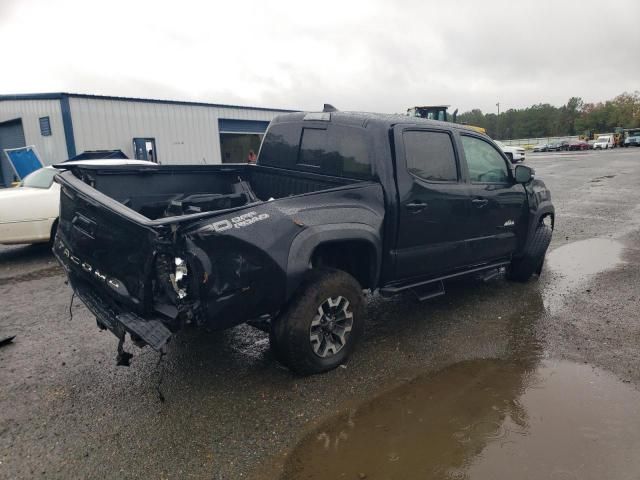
[403,130,458,182]
[461,136,509,183]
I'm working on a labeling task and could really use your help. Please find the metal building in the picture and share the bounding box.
[0,92,294,185]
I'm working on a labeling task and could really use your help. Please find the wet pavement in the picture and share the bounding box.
[1,148,640,479]
[277,360,640,480]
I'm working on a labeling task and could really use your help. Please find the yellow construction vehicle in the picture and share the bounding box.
[407,105,487,134]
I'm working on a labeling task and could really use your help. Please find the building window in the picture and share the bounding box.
[39,117,51,136]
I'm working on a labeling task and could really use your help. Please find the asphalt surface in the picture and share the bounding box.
[1,148,640,479]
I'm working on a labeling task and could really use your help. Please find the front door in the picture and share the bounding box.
[394,127,470,280]
[459,134,527,263]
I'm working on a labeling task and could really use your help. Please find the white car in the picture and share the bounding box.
[593,135,614,150]
[0,159,155,245]
[495,141,526,163]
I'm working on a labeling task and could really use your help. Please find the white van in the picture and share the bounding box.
[593,135,614,149]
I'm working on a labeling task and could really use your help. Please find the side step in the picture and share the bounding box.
[411,281,445,302]
[380,260,510,298]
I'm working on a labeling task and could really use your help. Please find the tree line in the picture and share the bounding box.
[456,91,640,140]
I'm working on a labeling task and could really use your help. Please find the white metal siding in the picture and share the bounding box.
[0,99,68,165]
[69,97,283,165]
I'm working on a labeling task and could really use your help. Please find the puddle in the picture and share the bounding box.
[543,238,624,312]
[276,359,640,480]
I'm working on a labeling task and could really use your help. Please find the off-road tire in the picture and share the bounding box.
[270,268,365,375]
[507,223,552,282]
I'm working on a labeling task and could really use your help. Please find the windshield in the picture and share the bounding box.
[21,167,59,189]
[596,137,609,142]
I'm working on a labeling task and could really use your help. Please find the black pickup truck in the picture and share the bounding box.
[53,110,554,374]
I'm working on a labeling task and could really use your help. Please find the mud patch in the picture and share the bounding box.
[0,265,63,286]
[276,359,640,480]
[591,175,616,182]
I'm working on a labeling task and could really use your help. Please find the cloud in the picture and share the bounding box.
[0,0,638,114]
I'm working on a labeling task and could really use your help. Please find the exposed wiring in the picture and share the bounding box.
[68,292,75,321]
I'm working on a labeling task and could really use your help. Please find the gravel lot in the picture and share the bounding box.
[1,148,640,479]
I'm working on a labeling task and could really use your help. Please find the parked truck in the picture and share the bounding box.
[53,110,554,375]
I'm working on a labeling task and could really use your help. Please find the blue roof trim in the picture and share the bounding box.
[0,92,297,113]
[59,95,77,158]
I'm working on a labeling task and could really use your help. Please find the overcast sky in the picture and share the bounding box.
[1,0,638,113]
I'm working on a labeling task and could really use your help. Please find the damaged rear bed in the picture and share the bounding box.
[53,162,369,361]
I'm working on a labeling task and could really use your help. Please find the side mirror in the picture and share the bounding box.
[514,164,533,184]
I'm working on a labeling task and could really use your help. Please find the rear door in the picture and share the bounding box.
[393,127,470,279]
[458,133,527,263]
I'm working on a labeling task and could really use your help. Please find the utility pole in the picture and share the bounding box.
[496,102,500,139]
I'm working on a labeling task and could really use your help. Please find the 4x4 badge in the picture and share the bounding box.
[504,220,515,227]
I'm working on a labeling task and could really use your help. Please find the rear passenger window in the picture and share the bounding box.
[403,130,458,182]
[461,135,509,183]
[331,127,371,178]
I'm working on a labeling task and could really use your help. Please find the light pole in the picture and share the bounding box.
[496,102,500,139]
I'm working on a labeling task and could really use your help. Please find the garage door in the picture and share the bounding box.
[218,119,271,164]
[0,119,26,187]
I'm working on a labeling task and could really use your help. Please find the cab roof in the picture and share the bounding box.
[272,111,481,134]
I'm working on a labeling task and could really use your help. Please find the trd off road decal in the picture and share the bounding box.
[209,211,270,233]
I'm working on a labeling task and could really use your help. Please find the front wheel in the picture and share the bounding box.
[507,222,552,282]
[270,268,365,375]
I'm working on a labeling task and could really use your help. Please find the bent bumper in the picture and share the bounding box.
[72,279,173,351]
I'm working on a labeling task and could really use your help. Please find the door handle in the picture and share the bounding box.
[406,202,428,212]
[472,198,489,208]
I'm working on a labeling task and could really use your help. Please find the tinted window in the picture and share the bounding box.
[258,123,301,167]
[298,128,326,168]
[403,131,458,182]
[331,127,371,178]
[260,123,372,179]
[297,126,371,179]
[461,136,509,183]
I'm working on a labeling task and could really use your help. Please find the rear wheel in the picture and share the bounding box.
[507,222,552,282]
[270,268,365,375]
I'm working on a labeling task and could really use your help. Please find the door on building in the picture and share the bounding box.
[218,119,270,164]
[0,119,27,187]
[133,138,157,163]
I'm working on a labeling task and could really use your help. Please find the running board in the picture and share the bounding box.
[411,281,445,302]
[380,260,510,297]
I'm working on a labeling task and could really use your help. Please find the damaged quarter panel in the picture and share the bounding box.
[184,182,385,330]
